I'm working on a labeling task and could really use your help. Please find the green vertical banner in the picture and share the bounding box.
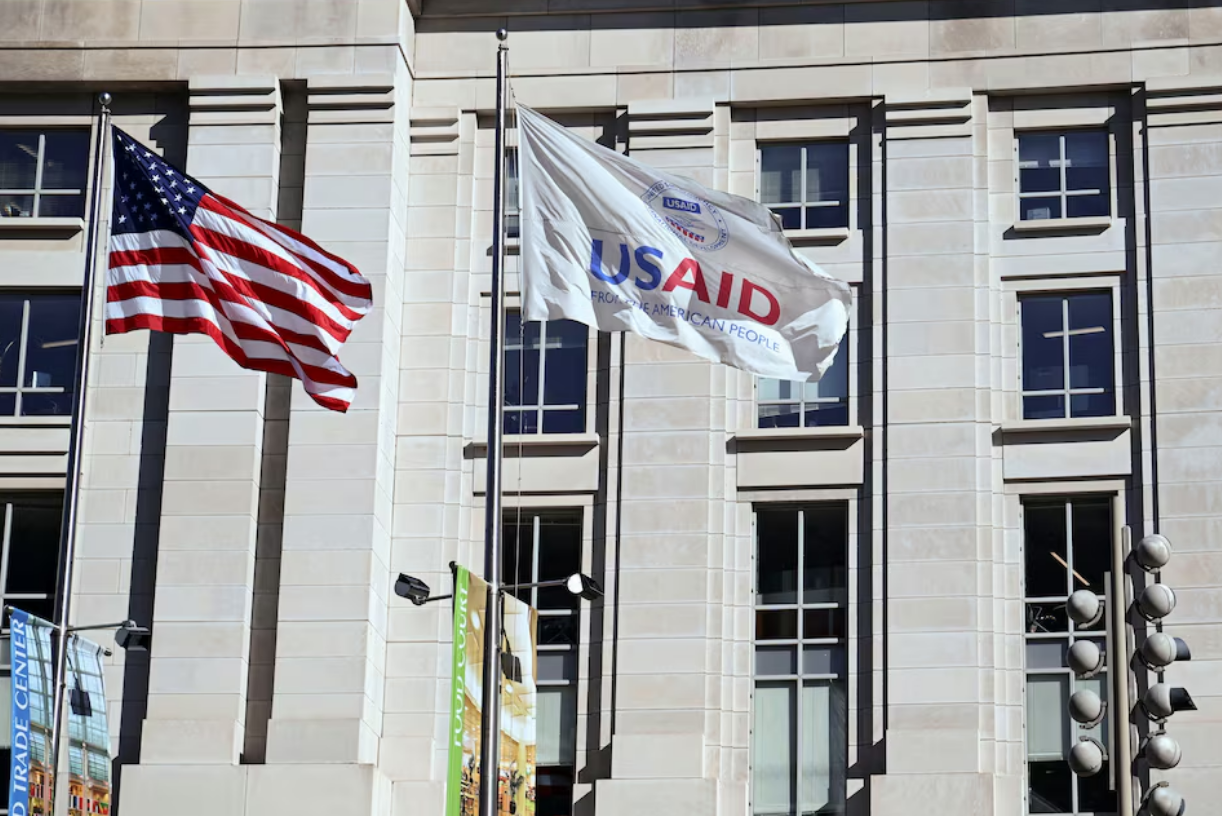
[446,566,538,816]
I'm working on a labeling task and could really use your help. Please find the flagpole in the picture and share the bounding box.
[477,29,510,816]
[49,91,112,808]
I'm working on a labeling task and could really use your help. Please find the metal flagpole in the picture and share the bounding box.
[49,90,112,809]
[478,29,510,816]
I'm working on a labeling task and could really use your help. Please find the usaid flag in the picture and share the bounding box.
[517,104,851,381]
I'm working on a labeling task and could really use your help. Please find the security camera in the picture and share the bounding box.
[394,573,431,606]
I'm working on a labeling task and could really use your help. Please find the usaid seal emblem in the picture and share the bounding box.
[641,181,730,252]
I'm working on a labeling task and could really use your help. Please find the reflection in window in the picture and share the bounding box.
[0,293,82,417]
[1020,292,1114,421]
[506,147,520,239]
[1,494,62,622]
[754,504,848,816]
[1017,130,1110,222]
[757,342,849,429]
[1023,497,1115,815]
[504,511,582,816]
[504,314,587,435]
[0,130,90,218]
[760,142,850,230]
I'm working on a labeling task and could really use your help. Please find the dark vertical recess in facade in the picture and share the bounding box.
[240,81,305,763]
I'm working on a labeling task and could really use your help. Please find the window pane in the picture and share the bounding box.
[536,686,576,766]
[539,616,577,646]
[1077,760,1118,813]
[38,131,89,190]
[801,645,846,676]
[1028,759,1073,814]
[0,194,34,218]
[805,403,849,428]
[800,680,847,816]
[504,316,540,408]
[505,149,520,215]
[23,295,80,390]
[1070,499,1111,597]
[760,146,801,204]
[1025,640,1065,669]
[805,203,849,230]
[6,499,61,596]
[758,378,790,402]
[752,682,796,816]
[803,505,846,605]
[803,608,846,640]
[1024,394,1066,421]
[536,516,581,610]
[1066,293,1112,392]
[1020,197,1062,221]
[757,510,799,605]
[1065,192,1108,219]
[1018,133,1062,194]
[771,206,801,230]
[0,132,39,189]
[1024,503,1068,598]
[1026,674,1069,761]
[540,320,586,408]
[504,409,537,435]
[0,296,22,388]
[805,349,848,403]
[759,403,801,429]
[756,610,798,640]
[756,645,797,676]
[804,143,847,205]
[503,517,535,605]
[1021,296,1065,393]
[540,409,583,434]
[1064,131,1108,195]
[35,193,85,219]
[1069,392,1114,418]
[536,768,574,816]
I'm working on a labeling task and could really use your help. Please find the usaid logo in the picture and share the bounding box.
[642,181,729,252]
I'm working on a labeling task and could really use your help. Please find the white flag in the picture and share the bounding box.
[517,104,851,382]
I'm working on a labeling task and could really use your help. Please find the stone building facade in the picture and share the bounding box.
[0,1,1220,815]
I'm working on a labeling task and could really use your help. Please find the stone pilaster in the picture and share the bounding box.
[139,76,281,765]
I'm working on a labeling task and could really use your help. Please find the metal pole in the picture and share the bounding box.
[1113,517,1135,816]
[49,91,111,814]
[477,30,510,816]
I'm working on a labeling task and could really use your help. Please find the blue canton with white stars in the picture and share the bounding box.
[112,128,207,241]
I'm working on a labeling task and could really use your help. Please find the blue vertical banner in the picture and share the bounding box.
[8,608,55,816]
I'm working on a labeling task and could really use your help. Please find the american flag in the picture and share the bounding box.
[105,127,373,412]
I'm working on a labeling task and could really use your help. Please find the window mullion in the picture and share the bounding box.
[795,508,805,810]
[1062,298,1072,418]
[33,133,46,217]
[536,321,548,432]
[15,299,31,416]
[1059,133,1068,220]
[531,513,541,610]
[0,502,13,603]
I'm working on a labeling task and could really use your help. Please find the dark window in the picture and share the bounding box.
[1023,497,1115,815]
[506,148,520,239]
[760,142,850,230]
[753,504,848,816]
[758,341,849,429]
[1,494,62,621]
[504,314,588,435]
[504,512,582,816]
[1017,131,1110,222]
[0,130,90,218]
[0,292,81,417]
[1020,292,1115,421]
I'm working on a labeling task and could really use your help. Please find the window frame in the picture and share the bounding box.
[501,309,593,437]
[750,502,851,816]
[1021,495,1117,816]
[1014,128,1112,223]
[0,291,81,419]
[1011,278,1123,423]
[0,493,62,621]
[0,129,90,219]
[756,323,851,430]
[756,140,852,232]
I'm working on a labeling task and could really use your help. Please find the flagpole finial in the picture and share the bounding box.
[497,28,508,41]
[98,91,112,109]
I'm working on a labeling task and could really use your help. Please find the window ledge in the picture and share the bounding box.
[1011,216,1112,235]
[470,432,600,450]
[735,425,864,442]
[786,227,850,246]
[0,217,85,232]
[0,416,72,426]
[1001,416,1131,434]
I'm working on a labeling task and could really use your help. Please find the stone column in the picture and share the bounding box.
[870,89,1015,813]
[263,70,407,783]
[595,98,730,815]
[1141,76,1222,804]
[138,76,281,766]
